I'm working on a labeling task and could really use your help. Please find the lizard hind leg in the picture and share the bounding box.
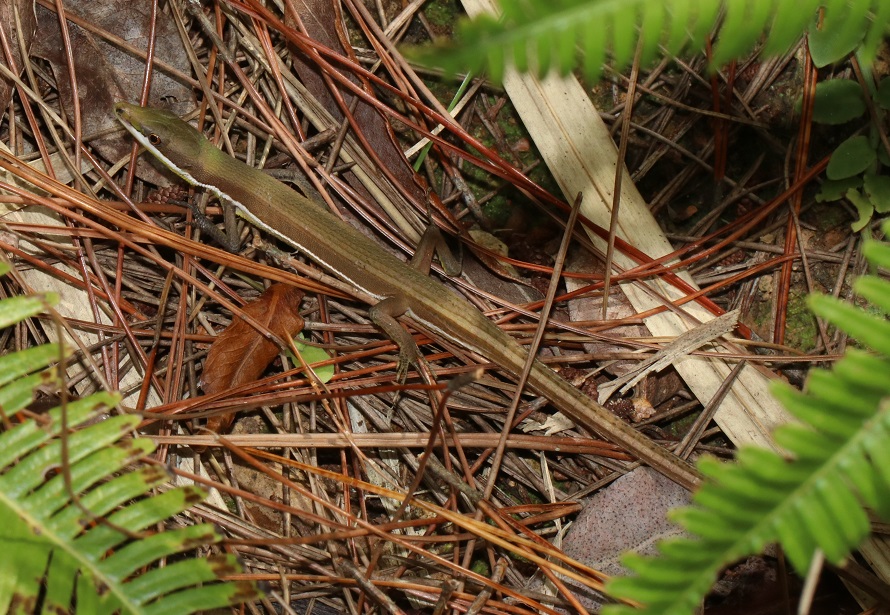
[370,224,458,400]
[409,224,461,277]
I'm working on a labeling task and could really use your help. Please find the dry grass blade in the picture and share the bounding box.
[459,0,792,453]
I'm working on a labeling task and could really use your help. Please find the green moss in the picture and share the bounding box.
[424,0,458,30]
[808,201,849,231]
[479,197,512,227]
[744,287,819,352]
[470,559,490,576]
[783,291,819,352]
[748,298,774,342]
[459,95,561,232]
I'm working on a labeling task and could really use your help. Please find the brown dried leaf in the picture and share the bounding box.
[284,0,430,212]
[31,0,194,183]
[467,228,523,282]
[565,248,648,378]
[0,0,37,113]
[201,284,306,434]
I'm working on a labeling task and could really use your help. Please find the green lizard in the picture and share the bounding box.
[114,102,702,491]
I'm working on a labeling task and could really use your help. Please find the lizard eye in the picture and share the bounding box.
[148,133,161,146]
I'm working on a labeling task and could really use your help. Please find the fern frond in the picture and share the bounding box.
[417,0,890,81]
[602,220,890,615]
[860,0,890,64]
[0,281,260,613]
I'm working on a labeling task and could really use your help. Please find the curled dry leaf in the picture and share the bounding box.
[565,249,650,378]
[467,228,523,282]
[285,0,430,213]
[201,284,306,434]
[563,249,684,413]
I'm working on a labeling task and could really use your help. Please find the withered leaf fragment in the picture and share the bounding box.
[201,284,305,434]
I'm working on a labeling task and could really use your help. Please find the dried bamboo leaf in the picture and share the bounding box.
[459,0,792,451]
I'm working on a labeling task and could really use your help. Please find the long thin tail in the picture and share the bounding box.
[529,361,702,490]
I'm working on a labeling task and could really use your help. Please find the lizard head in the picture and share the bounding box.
[114,102,211,185]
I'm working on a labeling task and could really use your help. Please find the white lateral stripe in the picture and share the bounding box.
[118,117,384,300]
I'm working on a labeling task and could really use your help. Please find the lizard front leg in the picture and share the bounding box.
[369,295,420,383]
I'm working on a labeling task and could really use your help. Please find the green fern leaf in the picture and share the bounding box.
[762,0,821,56]
[416,0,890,83]
[555,21,577,76]
[863,238,890,268]
[0,395,259,614]
[602,223,890,615]
[664,0,691,54]
[711,0,778,67]
[579,17,607,80]
[809,293,890,355]
[687,1,721,49]
[611,4,638,70]
[0,343,61,387]
[856,275,890,312]
[639,2,666,63]
[125,554,244,605]
[0,282,261,613]
[0,292,57,329]
[860,0,890,64]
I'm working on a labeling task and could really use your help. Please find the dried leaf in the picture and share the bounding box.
[201,284,306,434]
[565,249,648,378]
[285,0,430,232]
[558,468,693,611]
[467,228,523,281]
[31,0,194,184]
[0,0,36,113]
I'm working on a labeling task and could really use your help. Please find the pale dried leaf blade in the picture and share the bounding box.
[458,0,792,453]
[598,309,740,403]
[468,228,522,280]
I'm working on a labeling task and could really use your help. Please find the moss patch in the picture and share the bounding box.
[783,290,819,352]
[424,0,459,33]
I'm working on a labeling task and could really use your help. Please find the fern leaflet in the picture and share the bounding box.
[417,0,889,81]
[603,221,890,614]
[0,269,261,614]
